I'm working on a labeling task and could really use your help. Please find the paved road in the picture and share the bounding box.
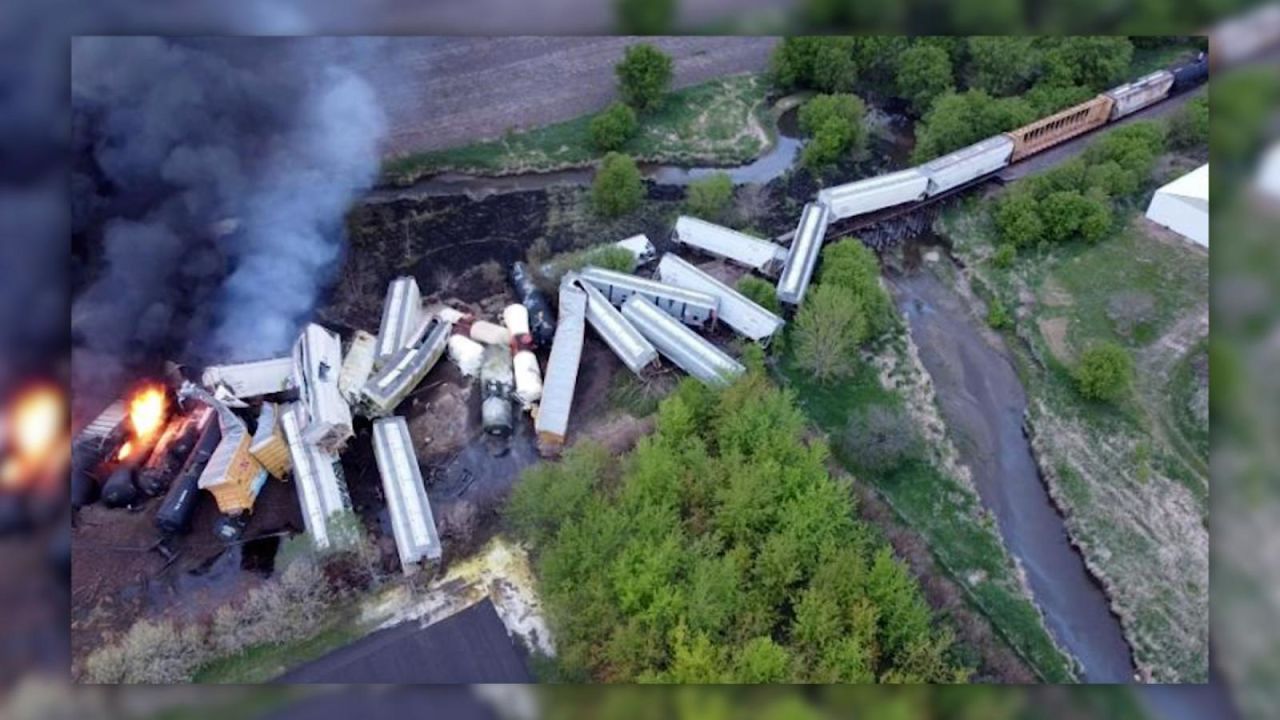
[344,37,778,157]
[278,599,531,683]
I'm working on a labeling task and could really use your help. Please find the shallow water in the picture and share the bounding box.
[889,245,1136,682]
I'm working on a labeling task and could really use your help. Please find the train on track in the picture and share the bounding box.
[773,50,1209,305]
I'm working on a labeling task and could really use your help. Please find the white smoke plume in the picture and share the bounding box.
[70,37,387,415]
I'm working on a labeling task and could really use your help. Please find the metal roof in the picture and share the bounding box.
[621,295,744,387]
[372,416,442,572]
[579,265,717,327]
[292,323,354,452]
[573,273,658,375]
[657,254,784,341]
[338,330,378,404]
[775,202,832,306]
[672,216,788,274]
[819,168,927,200]
[534,281,587,445]
[200,356,295,399]
[376,276,427,363]
[281,403,351,550]
[362,319,450,416]
[918,135,1013,174]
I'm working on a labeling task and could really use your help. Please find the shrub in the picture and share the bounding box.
[992,244,1017,269]
[84,619,207,683]
[792,284,868,383]
[841,403,921,474]
[737,275,781,315]
[615,44,673,112]
[685,172,734,223]
[1167,95,1209,151]
[986,298,1012,329]
[1039,190,1112,244]
[590,102,639,151]
[592,152,644,218]
[1073,342,1133,403]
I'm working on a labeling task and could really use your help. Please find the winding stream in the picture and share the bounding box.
[889,242,1136,682]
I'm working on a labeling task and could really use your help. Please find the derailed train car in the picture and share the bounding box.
[371,416,442,574]
[579,265,718,328]
[573,274,659,376]
[621,295,744,388]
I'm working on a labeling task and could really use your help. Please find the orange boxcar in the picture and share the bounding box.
[1005,95,1115,162]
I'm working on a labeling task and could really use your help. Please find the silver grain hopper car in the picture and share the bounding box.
[534,281,588,455]
[362,318,450,417]
[376,276,428,366]
[672,216,788,277]
[292,323,354,453]
[573,274,659,376]
[817,169,929,220]
[578,265,718,328]
[621,295,744,387]
[657,254,784,342]
[615,233,657,265]
[917,135,1015,196]
[281,404,354,551]
[200,356,295,402]
[775,202,833,307]
[372,416,442,574]
[1104,71,1175,120]
[338,330,378,405]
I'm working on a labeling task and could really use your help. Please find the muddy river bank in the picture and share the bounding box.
[887,237,1136,682]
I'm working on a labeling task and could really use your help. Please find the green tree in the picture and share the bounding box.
[1073,342,1133,403]
[685,172,735,223]
[798,94,868,169]
[1167,94,1209,151]
[1041,37,1134,90]
[792,284,867,383]
[992,243,1017,269]
[818,239,894,337]
[735,636,793,682]
[840,403,921,474]
[592,152,645,218]
[912,90,1035,162]
[987,297,1012,329]
[616,43,674,111]
[1023,81,1095,116]
[737,275,782,315]
[966,37,1039,96]
[589,101,639,151]
[994,190,1044,248]
[896,44,954,116]
[1039,190,1111,244]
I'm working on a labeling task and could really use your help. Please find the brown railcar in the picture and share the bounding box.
[1005,95,1115,161]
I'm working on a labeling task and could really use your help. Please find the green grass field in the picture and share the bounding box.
[777,345,1076,682]
[191,613,365,684]
[942,191,1209,682]
[383,74,772,184]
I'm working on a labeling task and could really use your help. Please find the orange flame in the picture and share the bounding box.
[3,384,67,490]
[128,385,168,441]
[117,441,134,461]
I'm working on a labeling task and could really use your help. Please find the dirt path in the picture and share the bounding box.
[337,37,778,157]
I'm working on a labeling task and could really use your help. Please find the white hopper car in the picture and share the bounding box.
[818,169,930,220]
[918,135,1015,196]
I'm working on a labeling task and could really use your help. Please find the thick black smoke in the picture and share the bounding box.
[69,37,386,417]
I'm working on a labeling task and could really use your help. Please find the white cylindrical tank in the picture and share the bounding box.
[512,350,543,409]
[447,334,485,377]
[502,304,531,337]
[470,320,512,347]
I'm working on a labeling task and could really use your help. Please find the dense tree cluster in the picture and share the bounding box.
[616,43,674,112]
[993,121,1165,252]
[508,358,966,682]
[590,102,639,151]
[798,93,868,170]
[592,152,645,218]
[1073,342,1134,403]
[685,172,735,223]
[895,44,954,116]
[792,240,893,382]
